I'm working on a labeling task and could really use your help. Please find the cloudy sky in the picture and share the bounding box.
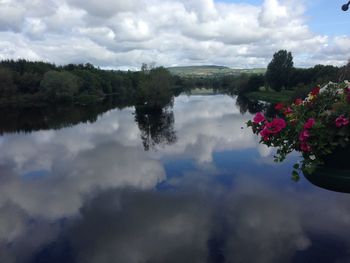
[0,0,349,69]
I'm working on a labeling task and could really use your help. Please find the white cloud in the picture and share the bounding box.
[3,94,350,261]
[259,0,289,28]
[154,95,257,163]
[67,0,142,18]
[0,95,265,220]
[0,0,346,68]
[0,1,25,31]
[0,108,164,219]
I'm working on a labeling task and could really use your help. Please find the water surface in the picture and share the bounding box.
[1,95,350,263]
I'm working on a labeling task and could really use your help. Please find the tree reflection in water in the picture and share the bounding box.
[134,106,177,151]
[235,95,265,115]
[236,95,278,118]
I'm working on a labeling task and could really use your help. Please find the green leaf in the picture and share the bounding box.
[293,163,299,169]
[291,170,300,182]
[302,165,315,175]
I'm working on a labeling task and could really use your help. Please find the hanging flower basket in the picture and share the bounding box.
[303,145,350,193]
[247,82,350,181]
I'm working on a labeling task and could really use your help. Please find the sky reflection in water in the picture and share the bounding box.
[1,95,350,263]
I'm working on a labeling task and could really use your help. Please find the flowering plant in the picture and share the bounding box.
[247,82,350,179]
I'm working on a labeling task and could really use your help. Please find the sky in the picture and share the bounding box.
[0,0,349,69]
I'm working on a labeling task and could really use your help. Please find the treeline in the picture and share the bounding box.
[177,50,348,99]
[263,50,346,99]
[0,60,181,108]
[237,63,341,96]
[0,98,125,134]
[171,74,265,95]
[239,50,347,98]
[1,56,348,108]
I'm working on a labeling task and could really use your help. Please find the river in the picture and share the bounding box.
[0,94,349,263]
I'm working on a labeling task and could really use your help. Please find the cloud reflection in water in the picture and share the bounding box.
[0,95,350,262]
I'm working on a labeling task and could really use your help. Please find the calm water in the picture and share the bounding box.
[1,95,350,263]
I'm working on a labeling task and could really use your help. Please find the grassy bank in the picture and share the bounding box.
[246,90,294,103]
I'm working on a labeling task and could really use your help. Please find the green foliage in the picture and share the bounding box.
[237,74,265,94]
[339,60,350,82]
[40,71,81,102]
[289,65,339,89]
[0,67,17,97]
[17,72,42,93]
[246,90,294,103]
[0,57,344,109]
[265,50,294,91]
[137,67,173,109]
[0,60,179,108]
[71,69,104,97]
[247,82,350,178]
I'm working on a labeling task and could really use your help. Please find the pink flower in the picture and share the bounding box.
[253,112,265,124]
[299,130,310,142]
[303,118,315,129]
[258,118,286,141]
[345,88,350,102]
[275,103,284,111]
[335,115,349,127]
[311,86,320,96]
[265,118,287,134]
[294,98,303,105]
[300,142,311,152]
[260,127,270,141]
[283,107,293,116]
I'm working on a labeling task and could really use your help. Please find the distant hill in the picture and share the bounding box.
[167,65,266,77]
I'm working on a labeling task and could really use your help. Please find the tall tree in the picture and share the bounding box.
[339,59,350,82]
[134,107,177,151]
[40,71,81,102]
[138,67,173,109]
[265,50,294,91]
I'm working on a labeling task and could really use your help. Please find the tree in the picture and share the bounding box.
[17,72,41,93]
[265,50,294,91]
[40,71,81,102]
[134,106,177,151]
[0,67,17,97]
[137,67,173,109]
[237,74,264,94]
[141,62,156,73]
[339,59,350,82]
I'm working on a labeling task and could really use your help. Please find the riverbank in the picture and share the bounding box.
[245,90,294,103]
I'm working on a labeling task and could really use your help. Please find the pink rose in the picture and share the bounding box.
[303,118,315,129]
[299,130,310,142]
[253,112,265,124]
[274,103,284,111]
[260,127,270,141]
[311,86,320,96]
[294,98,303,105]
[335,115,349,127]
[300,142,311,152]
[265,118,286,134]
[283,107,293,116]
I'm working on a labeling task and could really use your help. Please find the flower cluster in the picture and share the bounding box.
[247,82,350,177]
